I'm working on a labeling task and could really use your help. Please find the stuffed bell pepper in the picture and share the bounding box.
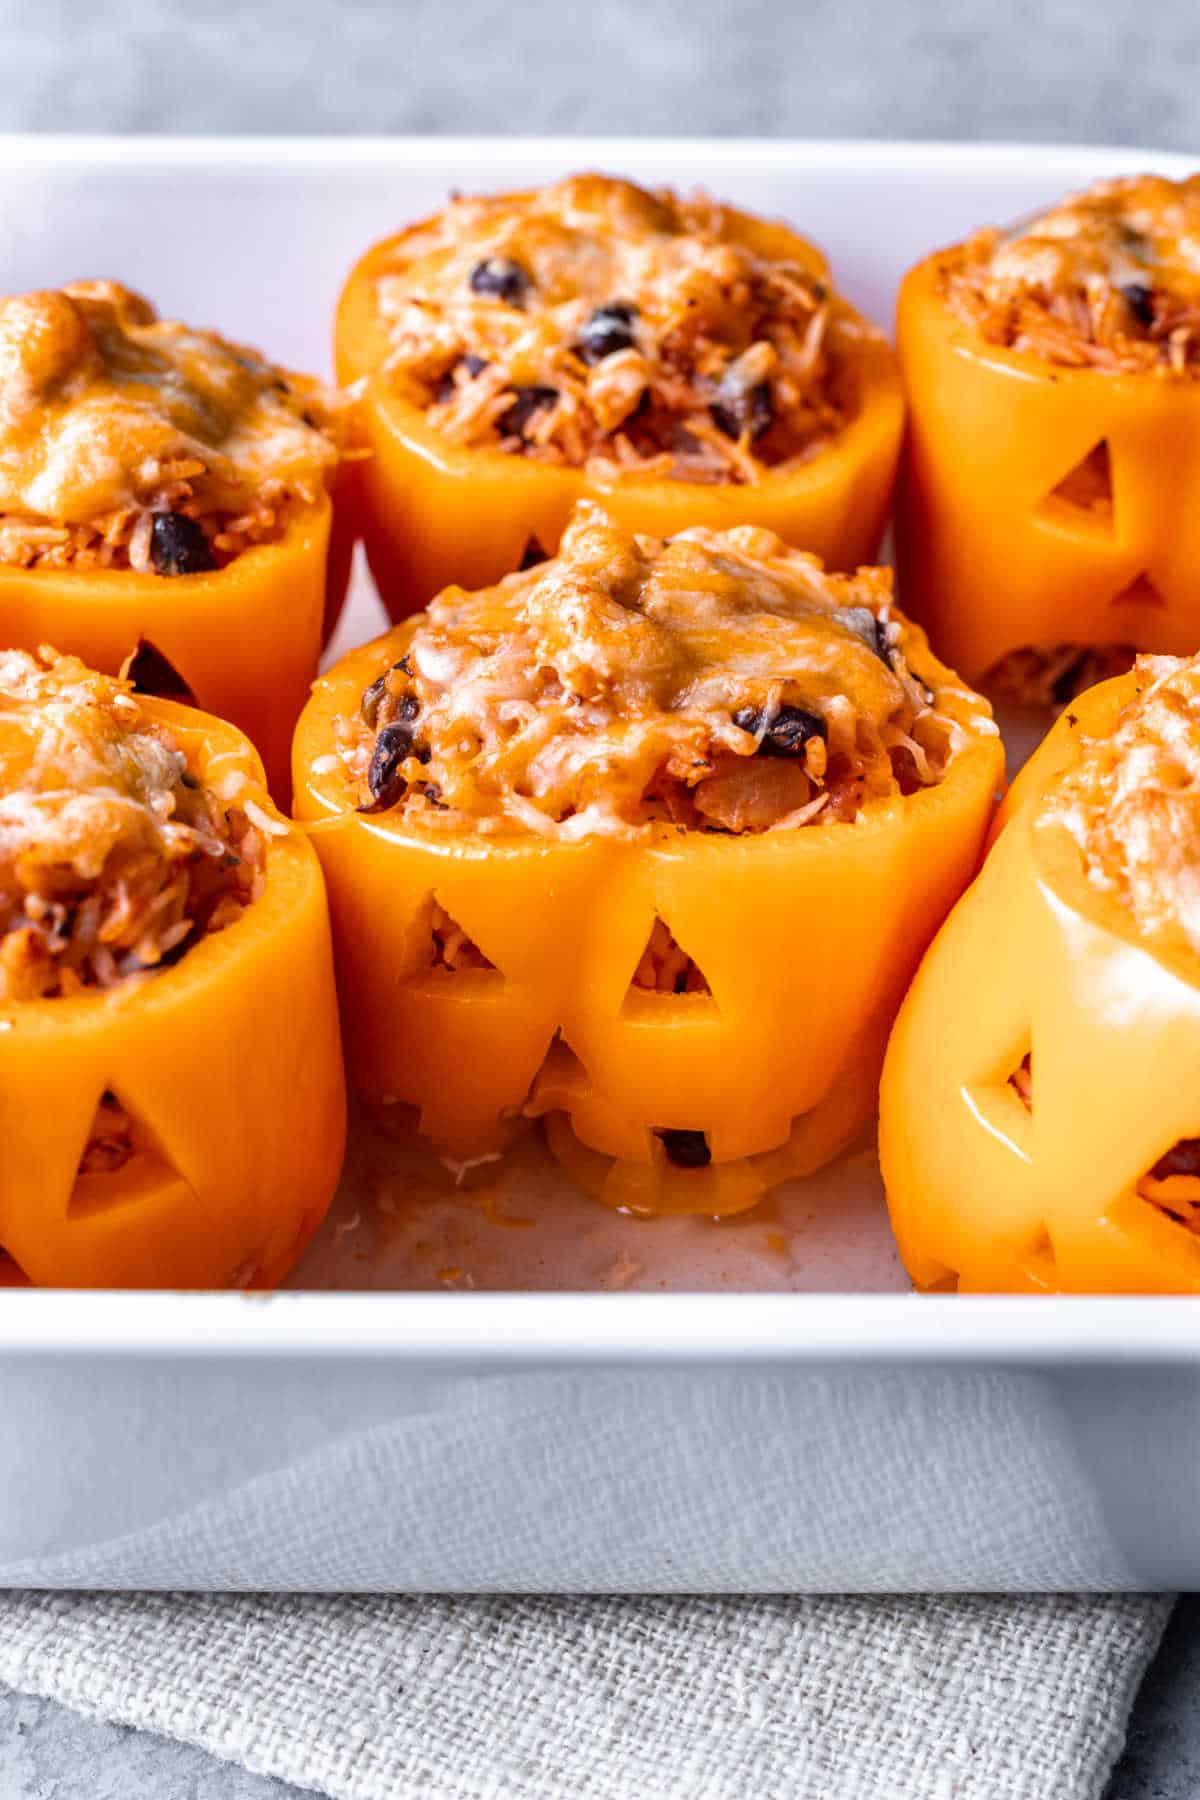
[881,650,1200,1293]
[335,173,903,617]
[0,646,345,1288]
[0,280,352,796]
[897,174,1200,706]
[295,503,1001,1217]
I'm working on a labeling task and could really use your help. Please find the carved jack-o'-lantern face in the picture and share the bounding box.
[295,634,1002,1216]
[896,251,1200,685]
[881,669,1200,1293]
[0,699,345,1290]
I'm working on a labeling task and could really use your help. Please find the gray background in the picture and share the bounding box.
[0,0,1195,1794]
[0,0,1193,147]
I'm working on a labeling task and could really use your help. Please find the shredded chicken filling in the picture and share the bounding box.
[985,644,1137,712]
[0,648,265,1001]
[372,173,874,485]
[1039,652,1200,961]
[943,174,1200,372]
[0,282,345,572]
[338,506,992,844]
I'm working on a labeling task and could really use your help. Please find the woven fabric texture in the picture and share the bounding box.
[0,1590,1170,1800]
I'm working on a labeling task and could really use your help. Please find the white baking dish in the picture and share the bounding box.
[0,136,1197,1593]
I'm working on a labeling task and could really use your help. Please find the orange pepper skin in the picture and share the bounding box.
[894,251,1200,682]
[0,498,341,801]
[334,210,904,620]
[0,700,346,1290]
[294,632,1001,1217]
[880,671,1200,1294]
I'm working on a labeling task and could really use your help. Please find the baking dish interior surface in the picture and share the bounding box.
[2,135,1198,1324]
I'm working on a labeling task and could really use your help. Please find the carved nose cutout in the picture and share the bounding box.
[623,917,712,1007]
[1109,571,1165,609]
[1037,441,1115,535]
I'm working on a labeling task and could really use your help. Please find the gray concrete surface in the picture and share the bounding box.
[0,0,1193,148]
[1106,1597,1200,1799]
[0,1691,313,1799]
[0,0,1195,1794]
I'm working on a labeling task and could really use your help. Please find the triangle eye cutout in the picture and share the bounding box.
[76,1091,136,1179]
[1036,440,1115,535]
[429,900,494,973]
[627,918,712,998]
[1008,1052,1032,1115]
[1109,571,1166,610]
[70,1090,182,1218]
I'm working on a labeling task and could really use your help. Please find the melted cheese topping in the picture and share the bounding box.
[0,281,344,569]
[340,504,995,840]
[1040,654,1200,957]
[371,173,874,484]
[0,647,264,998]
[942,174,1200,371]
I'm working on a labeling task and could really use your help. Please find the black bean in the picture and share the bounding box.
[360,662,416,730]
[1122,281,1155,327]
[578,302,638,364]
[711,371,773,441]
[733,704,827,756]
[498,385,558,439]
[360,721,415,813]
[1151,1138,1200,1181]
[655,1128,712,1170]
[360,674,389,729]
[1050,651,1091,709]
[837,606,892,667]
[520,536,548,570]
[121,637,197,705]
[469,258,529,306]
[434,352,489,405]
[437,353,489,401]
[150,511,216,577]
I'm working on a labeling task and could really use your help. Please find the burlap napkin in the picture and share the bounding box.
[0,1590,1169,1799]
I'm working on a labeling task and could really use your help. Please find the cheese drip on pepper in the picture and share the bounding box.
[0,281,345,570]
[341,505,992,840]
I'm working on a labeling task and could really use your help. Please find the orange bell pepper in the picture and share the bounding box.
[294,631,1001,1217]
[880,667,1200,1294]
[0,698,345,1290]
[895,249,1200,683]
[0,497,344,801]
[334,208,903,621]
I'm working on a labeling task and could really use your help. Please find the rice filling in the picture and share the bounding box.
[338,506,992,841]
[0,647,265,1001]
[371,174,881,486]
[942,174,1200,373]
[0,282,345,572]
